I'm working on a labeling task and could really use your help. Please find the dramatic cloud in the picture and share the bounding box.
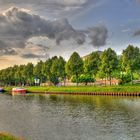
[0,7,86,56]
[0,40,17,55]
[0,0,97,18]
[88,25,108,47]
[21,53,49,59]
[0,48,17,55]
[0,0,89,9]
[0,7,108,60]
[133,29,140,36]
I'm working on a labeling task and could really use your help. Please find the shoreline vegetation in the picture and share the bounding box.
[1,45,140,97]
[1,46,140,88]
[0,132,22,140]
[3,85,140,95]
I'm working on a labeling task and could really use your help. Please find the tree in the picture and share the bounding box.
[72,74,95,85]
[58,56,66,82]
[84,51,101,76]
[66,52,83,86]
[100,48,118,85]
[44,58,53,83]
[49,56,66,85]
[50,56,60,85]
[121,45,140,84]
[24,63,34,85]
[33,60,44,84]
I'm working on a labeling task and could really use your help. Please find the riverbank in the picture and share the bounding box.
[3,85,140,95]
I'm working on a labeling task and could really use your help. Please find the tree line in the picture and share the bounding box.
[0,45,140,86]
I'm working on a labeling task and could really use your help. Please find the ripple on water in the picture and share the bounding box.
[0,94,140,140]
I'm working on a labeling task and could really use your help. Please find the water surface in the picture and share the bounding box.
[0,94,140,140]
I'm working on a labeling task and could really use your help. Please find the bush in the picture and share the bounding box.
[119,73,131,84]
[71,74,95,85]
[50,75,59,86]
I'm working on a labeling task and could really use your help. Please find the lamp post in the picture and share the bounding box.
[34,77,40,86]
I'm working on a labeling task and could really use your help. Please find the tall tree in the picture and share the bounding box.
[121,45,140,84]
[100,48,118,85]
[50,56,66,85]
[66,52,83,86]
[45,58,53,83]
[33,60,44,84]
[84,51,101,76]
[58,56,66,82]
[24,63,34,85]
[50,56,60,85]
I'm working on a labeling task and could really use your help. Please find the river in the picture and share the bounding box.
[0,94,140,140]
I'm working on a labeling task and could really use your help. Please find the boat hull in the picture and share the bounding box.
[12,89,26,95]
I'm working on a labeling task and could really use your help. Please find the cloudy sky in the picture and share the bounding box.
[0,0,140,68]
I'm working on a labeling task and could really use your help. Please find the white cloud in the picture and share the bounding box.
[0,0,100,19]
[121,28,131,33]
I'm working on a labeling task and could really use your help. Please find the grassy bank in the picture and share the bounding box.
[0,133,22,140]
[4,85,140,93]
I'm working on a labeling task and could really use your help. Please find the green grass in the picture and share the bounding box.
[4,85,140,93]
[0,133,22,140]
[46,85,140,93]
[20,85,140,93]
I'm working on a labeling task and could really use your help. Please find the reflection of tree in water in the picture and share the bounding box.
[46,95,140,139]
[12,94,140,139]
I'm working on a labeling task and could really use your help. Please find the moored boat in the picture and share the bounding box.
[0,88,4,93]
[12,87,26,94]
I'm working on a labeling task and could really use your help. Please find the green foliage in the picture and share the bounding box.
[79,74,95,84]
[24,63,34,85]
[71,75,79,83]
[1,46,140,86]
[0,133,21,140]
[6,85,140,93]
[121,45,140,84]
[97,69,106,79]
[44,58,53,81]
[50,75,59,85]
[122,45,140,72]
[66,52,83,85]
[34,60,45,83]
[50,56,66,85]
[100,48,118,74]
[99,48,118,85]
[66,52,83,76]
[71,74,95,85]
[119,71,139,85]
[84,51,100,76]
[51,56,66,80]
[119,72,131,85]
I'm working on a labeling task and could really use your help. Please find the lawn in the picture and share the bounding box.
[4,85,140,93]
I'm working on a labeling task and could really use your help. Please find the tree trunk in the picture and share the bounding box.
[76,74,79,86]
[109,74,111,86]
[131,71,133,85]
[64,77,66,87]
[105,73,107,86]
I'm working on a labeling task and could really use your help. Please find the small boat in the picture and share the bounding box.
[12,87,26,95]
[0,88,4,93]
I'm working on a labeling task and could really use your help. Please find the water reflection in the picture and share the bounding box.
[0,94,140,140]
